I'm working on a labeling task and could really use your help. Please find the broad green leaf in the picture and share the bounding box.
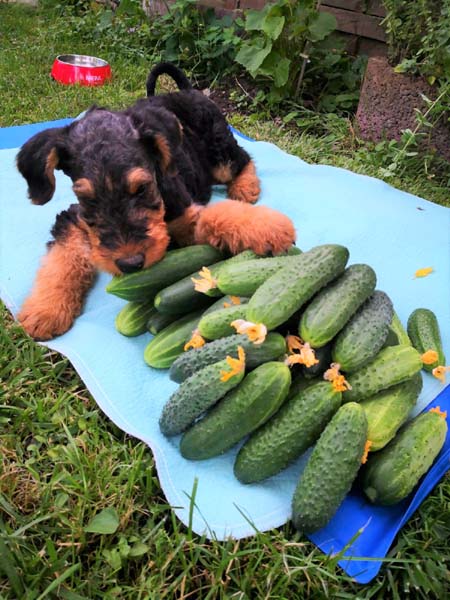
[84,507,119,534]
[260,52,291,88]
[245,8,271,32]
[263,15,285,41]
[129,542,150,557]
[307,12,336,42]
[235,41,273,76]
[102,548,122,570]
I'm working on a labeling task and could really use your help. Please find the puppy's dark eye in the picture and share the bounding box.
[135,184,147,196]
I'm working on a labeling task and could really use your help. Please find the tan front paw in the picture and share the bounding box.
[227,161,260,204]
[18,303,76,341]
[194,200,296,255]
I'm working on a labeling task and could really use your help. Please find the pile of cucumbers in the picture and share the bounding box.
[107,243,448,534]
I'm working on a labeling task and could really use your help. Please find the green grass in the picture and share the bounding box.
[1,3,450,598]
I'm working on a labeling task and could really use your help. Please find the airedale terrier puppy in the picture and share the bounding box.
[16,62,295,340]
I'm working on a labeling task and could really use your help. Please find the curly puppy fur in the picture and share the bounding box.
[16,62,295,340]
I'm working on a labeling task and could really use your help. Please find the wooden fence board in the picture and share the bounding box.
[320,6,386,42]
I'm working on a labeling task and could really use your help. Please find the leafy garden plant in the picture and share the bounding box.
[235,0,365,111]
[382,0,450,83]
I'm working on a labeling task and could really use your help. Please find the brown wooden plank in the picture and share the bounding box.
[238,0,267,9]
[366,0,386,17]
[200,0,238,9]
[322,0,365,11]
[320,6,386,41]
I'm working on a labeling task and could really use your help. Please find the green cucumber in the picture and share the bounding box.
[247,244,350,330]
[169,332,286,383]
[385,312,412,347]
[360,373,422,451]
[285,246,303,256]
[234,381,342,483]
[197,303,249,340]
[292,402,368,533]
[115,301,156,337]
[144,310,204,369]
[287,375,316,400]
[332,290,394,373]
[154,276,216,315]
[159,357,246,436]
[212,246,302,297]
[147,311,182,335]
[153,251,259,313]
[344,345,423,403]
[202,250,262,297]
[180,362,291,460]
[407,308,446,371]
[299,264,377,348]
[106,245,223,301]
[362,409,448,505]
[216,255,302,296]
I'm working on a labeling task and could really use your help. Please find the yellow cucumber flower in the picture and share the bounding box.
[323,362,352,392]
[432,365,450,384]
[191,266,218,293]
[429,406,447,419]
[414,267,434,278]
[231,319,267,345]
[361,440,372,464]
[284,342,319,368]
[421,350,439,365]
[220,346,246,382]
[184,329,206,351]
[223,296,241,308]
[286,334,304,354]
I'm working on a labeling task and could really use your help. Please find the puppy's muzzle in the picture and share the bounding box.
[115,254,145,273]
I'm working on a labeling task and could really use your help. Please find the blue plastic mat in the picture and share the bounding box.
[1,119,449,584]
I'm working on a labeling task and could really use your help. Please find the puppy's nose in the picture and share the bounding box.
[115,254,145,273]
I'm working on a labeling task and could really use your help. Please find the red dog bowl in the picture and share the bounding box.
[51,54,112,86]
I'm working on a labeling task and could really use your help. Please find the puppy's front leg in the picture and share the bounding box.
[18,222,95,340]
[167,205,204,247]
[227,160,260,205]
[194,200,296,255]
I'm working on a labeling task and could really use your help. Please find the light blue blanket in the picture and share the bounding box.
[1,120,449,584]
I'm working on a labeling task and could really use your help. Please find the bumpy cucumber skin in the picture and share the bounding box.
[169,332,286,383]
[344,345,423,403]
[234,381,342,483]
[407,308,446,372]
[159,358,245,436]
[106,245,223,301]
[247,245,350,330]
[144,310,204,369]
[362,411,448,505]
[180,362,291,460]
[360,372,422,451]
[217,255,302,296]
[299,264,376,348]
[198,304,249,340]
[332,290,394,373]
[292,402,368,534]
[115,301,156,337]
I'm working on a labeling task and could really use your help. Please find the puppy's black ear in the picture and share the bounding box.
[16,127,69,205]
[127,103,182,174]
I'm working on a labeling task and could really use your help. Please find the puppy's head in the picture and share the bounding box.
[17,104,182,275]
